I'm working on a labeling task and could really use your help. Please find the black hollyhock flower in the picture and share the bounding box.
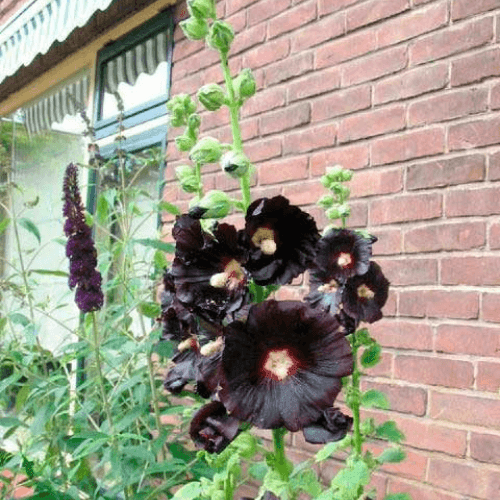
[219,300,353,432]
[305,273,344,316]
[302,407,353,444]
[243,196,319,285]
[195,346,223,399]
[189,401,240,453]
[163,343,198,394]
[172,215,249,323]
[311,228,373,285]
[335,308,359,337]
[63,164,103,313]
[343,262,389,324]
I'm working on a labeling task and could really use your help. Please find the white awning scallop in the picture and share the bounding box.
[0,0,115,86]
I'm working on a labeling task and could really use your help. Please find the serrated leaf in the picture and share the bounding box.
[171,481,202,500]
[375,421,405,443]
[332,460,370,495]
[315,435,351,462]
[96,193,109,224]
[139,301,161,319]
[0,417,27,428]
[19,218,41,244]
[289,468,322,497]
[248,461,268,481]
[384,494,412,500]
[361,342,381,368]
[30,269,69,278]
[377,446,406,464]
[361,389,390,410]
[0,217,10,236]
[154,249,168,271]
[8,312,30,327]
[158,201,181,215]
[133,238,175,253]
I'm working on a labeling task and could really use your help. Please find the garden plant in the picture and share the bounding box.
[0,1,412,499]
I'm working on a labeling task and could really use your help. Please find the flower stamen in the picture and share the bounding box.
[262,348,299,381]
[251,227,277,255]
[357,284,375,300]
[337,252,353,268]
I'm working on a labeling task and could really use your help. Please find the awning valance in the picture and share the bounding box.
[0,0,115,86]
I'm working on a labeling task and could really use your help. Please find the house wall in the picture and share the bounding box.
[165,1,500,498]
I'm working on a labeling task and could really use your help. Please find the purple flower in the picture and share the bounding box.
[62,164,104,313]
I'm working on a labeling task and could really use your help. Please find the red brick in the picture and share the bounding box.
[429,457,500,499]
[288,67,341,102]
[483,292,500,322]
[310,144,370,175]
[282,180,326,206]
[490,81,500,109]
[436,323,500,357]
[388,478,464,500]
[451,47,500,87]
[216,116,259,142]
[449,115,500,151]
[374,63,448,105]
[242,38,290,70]
[376,445,428,481]
[283,123,338,154]
[244,137,282,163]
[318,0,359,16]
[268,0,317,39]
[370,192,442,225]
[409,87,488,127]
[350,168,403,198]
[399,290,479,319]
[442,256,500,286]
[171,71,204,96]
[377,0,448,48]
[362,380,427,416]
[172,37,204,63]
[265,52,313,86]
[372,227,402,255]
[241,87,286,118]
[491,222,500,249]
[260,102,310,136]
[342,46,408,86]
[407,154,485,190]
[477,361,500,392]
[173,48,220,79]
[490,150,500,179]
[381,257,438,286]
[371,127,445,166]
[258,156,309,185]
[339,105,406,144]
[395,355,473,389]
[346,0,409,32]
[311,85,371,122]
[200,106,230,132]
[452,0,500,20]
[230,23,266,56]
[410,16,494,65]
[247,0,290,26]
[291,12,344,53]
[471,432,500,464]
[226,0,258,15]
[446,187,500,217]
[315,30,377,69]
[404,221,486,253]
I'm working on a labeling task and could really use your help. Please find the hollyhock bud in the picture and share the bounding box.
[180,16,209,40]
[234,68,256,101]
[167,94,197,127]
[175,134,196,152]
[189,136,222,164]
[175,165,200,193]
[220,150,250,178]
[198,83,227,111]
[187,0,216,20]
[188,190,231,219]
[207,21,234,53]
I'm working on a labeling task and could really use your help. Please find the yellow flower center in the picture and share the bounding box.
[337,252,353,268]
[318,279,338,293]
[251,227,277,255]
[357,284,375,299]
[210,259,246,290]
[262,348,299,381]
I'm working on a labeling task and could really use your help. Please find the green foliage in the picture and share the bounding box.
[375,421,405,443]
[361,389,391,410]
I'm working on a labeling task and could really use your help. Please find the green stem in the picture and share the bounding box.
[272,428,290,482]
[351,338,362,457]
[195,160,204,199]
[219,51,251,212]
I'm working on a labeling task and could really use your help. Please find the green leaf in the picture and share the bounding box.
[171,481,202,500]
[332,460,370,497]
[361,342,381,368]
[289,468,322,497]
[30,269,69,278]
[361,389,390,410]
[354,328,372,346]
[248,461,268,481]
[315,435,351,462]
[154,249,168,271]
[152,340,175,359]
[375,421,405,443]
[8,312,30,327]
[133,238,175,253]
[384,494,412,500]
[96,193,110,224]
[158,201,181,215]
[139,301,161,319]
[18,217,41,244]
[377,446,406,464]
[0,217,10,236]
[0,417,27,428]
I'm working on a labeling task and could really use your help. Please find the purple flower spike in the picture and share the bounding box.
[63,164,104,313]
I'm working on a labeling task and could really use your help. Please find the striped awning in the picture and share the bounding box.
[104,29,169,93]
[0,0,115,86]
[23,73,89,135]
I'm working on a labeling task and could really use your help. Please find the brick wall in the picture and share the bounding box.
[165,1,500,498]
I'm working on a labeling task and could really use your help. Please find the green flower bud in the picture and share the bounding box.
[325,165,346,183]
[220,150,250,178]
[234,68,256,101]
[187,0,216,19]
[175,165,200,193]
[180,16,209,40]
[190,137,223,164]
[189,190,231,219]
[317,194,335,209]
[325,207,341,220]
[167,94,197,126]
[175,134,196,152]
[187,113,201,131]
[341,169,354,182]
[207,21,234,53]
[320,175,334,189]
[197,83,227,111]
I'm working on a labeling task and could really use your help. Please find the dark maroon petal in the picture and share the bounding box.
[164,349,197,394]
[303,407,353,444]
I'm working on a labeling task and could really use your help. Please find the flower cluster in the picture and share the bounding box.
[62,163,104,313]
[160,194,389,452]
